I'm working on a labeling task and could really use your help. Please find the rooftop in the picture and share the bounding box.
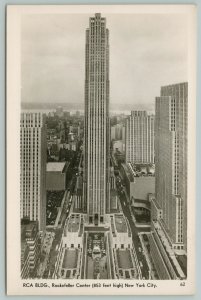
[133,177,155,200]
[46,162,66,173]
[116,249,133,269]
[21,221,38,241]
[62,249,78,269]
[114,214,127,233]
[67,215,80,233]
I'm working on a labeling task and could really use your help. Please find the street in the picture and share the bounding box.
[116,177,150,279]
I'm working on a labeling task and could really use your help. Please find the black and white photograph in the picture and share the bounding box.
[6,4,196,295]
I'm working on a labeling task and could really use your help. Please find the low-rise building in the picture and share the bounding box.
[121,163,155,203]
[120,163,135,200]
[21,242,30,279]
[54,214,84,279]
[21,221,40,278]
[53,212,140,280]
[131,176,155,203]
[46,162,69,190]
[110,214,132,248]
[109,213,140,279]
[112,140,125,153]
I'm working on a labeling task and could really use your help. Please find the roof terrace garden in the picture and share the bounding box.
[116,249,133,269]
[114,214,127,233]
[62,248,78,269]
[67,214,80,233]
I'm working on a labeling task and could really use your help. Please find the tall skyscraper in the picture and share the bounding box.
[83,13,110,224]
[155,82,188,251]
[111,123,123,140]
[20,112,47,231]
[125,111,155,164]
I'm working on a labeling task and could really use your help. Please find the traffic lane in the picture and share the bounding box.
[59,196,72,227]
[119,198,149,278]
[118,193,149,259]
[117,190,150,278]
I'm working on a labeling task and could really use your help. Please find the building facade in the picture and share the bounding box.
[155,82,188,252]
[83,13,110,224]
[125,111,155,164]
[46,162,68,191]
[21,221,40,278]
[111,123,124,141]
[20,112,47,231]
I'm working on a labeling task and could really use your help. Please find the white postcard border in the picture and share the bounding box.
[6,4,196,296]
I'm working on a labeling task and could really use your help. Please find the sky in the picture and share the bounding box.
[21,12,188,111]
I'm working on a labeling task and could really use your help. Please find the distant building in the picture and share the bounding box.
[125,111,154,164]
[20,112,46,231]
[56,106,63,117]
[122,124,126,143]
[112,140,125,153]
[111,123,124,140]
[21,221,40,279]
[75,110,80,117]
[111,126,116,140]
[155,82,188,252]
[46,162,69,190]
[70,142,77,151]
[64,111,70,118]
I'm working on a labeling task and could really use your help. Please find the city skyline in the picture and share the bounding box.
[21,13,188,109]
[19,12,188,282]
